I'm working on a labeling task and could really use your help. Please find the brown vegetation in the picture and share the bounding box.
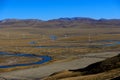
[43,54,120,80]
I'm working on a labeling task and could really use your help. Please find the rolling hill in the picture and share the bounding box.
[0,17,120,28]
[43,54,120,80]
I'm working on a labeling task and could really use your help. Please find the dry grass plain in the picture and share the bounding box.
[0,27,120,72]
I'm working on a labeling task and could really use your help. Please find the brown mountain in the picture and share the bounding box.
[0,17,120,28]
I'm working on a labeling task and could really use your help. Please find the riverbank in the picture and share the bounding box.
[0,51,119,80]
[0,52,52,68]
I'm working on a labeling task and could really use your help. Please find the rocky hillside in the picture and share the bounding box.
[43,54,120,80]
[0,17,120,28]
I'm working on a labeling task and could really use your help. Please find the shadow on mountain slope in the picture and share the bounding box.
[70,54,120,75]
[43,54,120,80]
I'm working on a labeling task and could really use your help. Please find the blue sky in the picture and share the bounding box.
[0,0,120,20]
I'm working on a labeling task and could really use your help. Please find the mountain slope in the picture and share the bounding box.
[0,17,120,28]
[43,54,120,80]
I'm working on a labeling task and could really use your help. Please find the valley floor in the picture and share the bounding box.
[0,51,119,80]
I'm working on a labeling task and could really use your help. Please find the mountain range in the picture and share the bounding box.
[0,17,120,28]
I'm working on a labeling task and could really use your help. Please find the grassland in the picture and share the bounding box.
[43,54,120,80]
[0,27,120,73]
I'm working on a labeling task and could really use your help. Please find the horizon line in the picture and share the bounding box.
[0,17,120,21]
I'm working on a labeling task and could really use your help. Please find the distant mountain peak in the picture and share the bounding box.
[49,17,96,21]
[0,17,120,28]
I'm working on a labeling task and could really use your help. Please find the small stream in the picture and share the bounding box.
[29,40,120,49]
[103,40,120,47]
[0,52,52,68]
[0,40,120,68]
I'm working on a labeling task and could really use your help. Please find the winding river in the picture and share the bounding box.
[0,40,120,68]
[0,52,52,68]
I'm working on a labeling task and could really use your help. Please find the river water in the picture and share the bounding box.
[0,52,52,68]
[0,40,120,68]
